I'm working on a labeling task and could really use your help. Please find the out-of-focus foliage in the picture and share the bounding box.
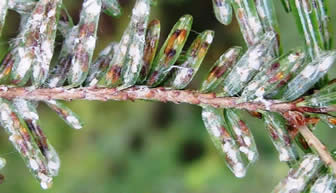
[0,0,336,192]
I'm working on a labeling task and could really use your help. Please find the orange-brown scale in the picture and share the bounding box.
[237,9,254,46]
[248,111,262,119]
[302,0,312,12]
[0,53,12,68]
[49,105,70,119]
[296,133,311,151]
[27,31,40,48]
[267,62,280,75]
[147,71,159,86]
[220,126,232,139]
[58,56,73,75]
[277,74,292,87]
[79,22,95,38]
[106,65,122,85]
[238,120,250,134]
[142,34,158,77]
[267,124,280,140]
[33,4,45,15]
[75,45,90,72]
[208,65,228,80]
[0,174,4,184]
[328,117,336,126]
[269,71,285,84]
[45,1,54,15]
[163,29,187,65]
[193,42,210,61]
[0,54,14,80]
[25,120,49,156]
[305,117,320,125]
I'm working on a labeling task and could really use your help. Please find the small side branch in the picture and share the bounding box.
[299,124,336,176]
[0,86,329,114]
[284,111,336,176]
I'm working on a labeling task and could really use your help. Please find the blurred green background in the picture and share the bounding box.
[1,0,336,192]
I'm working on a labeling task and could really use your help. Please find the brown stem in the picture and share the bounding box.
[0,86,329,114]
[2,86,336,173]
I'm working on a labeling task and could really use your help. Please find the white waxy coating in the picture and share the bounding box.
[0,0,7,10]
[239,146,255,161]
[45,148,60,173]
[243,136,251,146]
[318,54,336,71]
[38,172,52,189]
[0,157,6,169]
[218,5,230,17]
[129,44,142,73]
[41,41,53,61]
[202,111,221,137]
[256,5,266,19]
[278,147,290,161]
[0,103,15,133]
[222,141,246,178]
[301,65,316,78]
[48,160,60,171]
[311,174,335,193]
[47,100,57,105]
[48,77,60,88]
[246,82,258,91]
[83,0,102,16]
[236,66,250,82]
[29,159,39,170]
[248,49,263,70]
[248,17,262,35]
[206,33,214,44]
[284,177,305,191]
[13,99,39,120]
[86,36,97,51]
[232,126,242,136]
[132,1,149,16]
[17,55,33,78]
[288,53,299,63]
[66,115,82,129]
[300,155,319,172]
[172,67,193,88]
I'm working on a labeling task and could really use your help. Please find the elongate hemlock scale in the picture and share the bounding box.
[200,48,247,178]
[212,0,232,25]
[272,154,323,193]
[10,0,62,86]
[165,30,214,89]
[137,19,161,84]
[13,99,60,176]
[241,49,305,102]
[221,31,276,96]
[98,0,151,88]
[231,0,264,46]
[101,0,121,17]
[85,42,118,86]
[261,112,299,163]
[119,0,152,89]
[202,106,247,178]
[225,109,258,163]
[67,0,101,87]
[282,50,336,101]
[146,15,193,87]
[0,99,54,189]
[310,173,336,193]
[201,47,242,93]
